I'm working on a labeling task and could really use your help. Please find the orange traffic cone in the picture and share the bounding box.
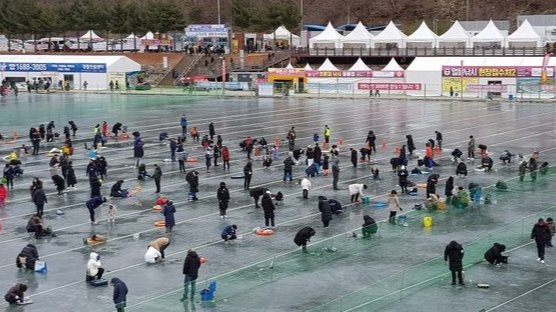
[393,144,400,154]
[338,138,344,146]
[322,142,329,150]
[381,139,387,150]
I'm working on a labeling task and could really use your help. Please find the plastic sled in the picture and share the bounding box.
[89,278,108,287]
[17,298,33,305]
[154,220,165,227]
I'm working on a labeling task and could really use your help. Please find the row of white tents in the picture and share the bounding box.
[79,30,171,42]
[309,20,544,49]
[285,57,404,72]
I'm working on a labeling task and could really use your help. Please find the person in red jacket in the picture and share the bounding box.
[0,183,7,208]
[221,146,230,171]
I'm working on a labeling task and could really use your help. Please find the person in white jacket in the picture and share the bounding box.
[301,177,312,199]
[144,246,162,264]
[86,252,104,282]
[348,183,368,203]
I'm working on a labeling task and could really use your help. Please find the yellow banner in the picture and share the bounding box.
[442,77,479,92]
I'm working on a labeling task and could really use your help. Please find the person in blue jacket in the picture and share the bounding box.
[180,115,188,138]
[221,224,237,242]
[110,277,128,312]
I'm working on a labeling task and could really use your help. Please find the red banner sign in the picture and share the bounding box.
[358,83,422,90]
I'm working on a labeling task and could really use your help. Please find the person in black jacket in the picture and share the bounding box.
[435,131,443,150]
[110,278,128,312]
[4,283,27,304]
[86,196,107,224]
[362,215,377,238]
[217,182,230,218]
[243,162,253,190]
[456,161,468,177]
[426,174,439,199]
[350,148,358,168]
[249,187,268,208]
[444,240,465,286]
[208,122,215,140]
[31,185,47,217]
[16,244,39,270]
[484,243,508,266]
[89,175,102,198]
[152,164,162,193]
[366,130,377,154]
[398,166,409,194]
[283,155,294,181]
[27,214,51,238]
[185,171,199,201]
[110,180,128,198]
[294,227,316,252]
[69,121,78,136]
[318,196,332,228]
[262,191,276,227]
[531,218,552,263]
[406,134,416,156]
[51,175,65,195]
[181,250,201,301]
[445,176,455,205]
[111,122,122,138]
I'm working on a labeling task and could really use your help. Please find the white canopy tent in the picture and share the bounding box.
[438,20,471,49]
[264,26,301,48]
[317,58,339,71]
[405,21,438,49]
[303,63,313,70]
[371,21,407,49]
[126,33,140,40]
[505,19,542,48]
[285,62,294,69]
[309,22,344,49]
[348,58,371,71]
[471,20,504,49]
[341,22,373,49]
[80,30,103,42]
[382,58,404,71]
[141,31,155,40]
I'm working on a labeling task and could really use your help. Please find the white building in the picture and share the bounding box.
[0,55,141,90]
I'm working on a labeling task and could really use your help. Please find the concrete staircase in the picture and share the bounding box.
[157,54,200,86]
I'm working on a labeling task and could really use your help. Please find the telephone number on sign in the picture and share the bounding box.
[8,63,48,71]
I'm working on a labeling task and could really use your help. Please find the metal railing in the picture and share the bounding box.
[293,47,547,57]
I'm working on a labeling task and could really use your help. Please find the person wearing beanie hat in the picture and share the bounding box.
[217,182,230,218]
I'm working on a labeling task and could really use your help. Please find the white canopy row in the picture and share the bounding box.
[308,20,544,49]
[286,57,404,72]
